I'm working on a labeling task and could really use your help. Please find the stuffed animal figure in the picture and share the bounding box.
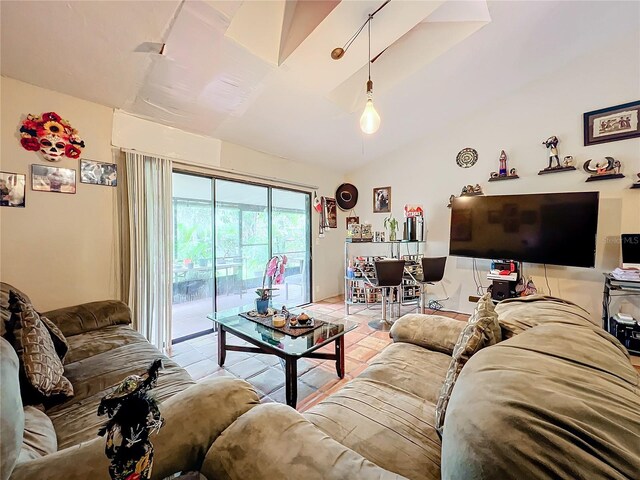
[98,360,164,480]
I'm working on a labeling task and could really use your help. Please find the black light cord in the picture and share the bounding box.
[336,0,391,59]
[367,15,372,81]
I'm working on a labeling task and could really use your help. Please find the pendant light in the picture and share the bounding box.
[359,15,381,134]
[331,1,389,134]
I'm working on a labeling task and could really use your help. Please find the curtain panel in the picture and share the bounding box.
[125,151,173,351]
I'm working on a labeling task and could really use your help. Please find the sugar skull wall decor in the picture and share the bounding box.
[19,112,85,162]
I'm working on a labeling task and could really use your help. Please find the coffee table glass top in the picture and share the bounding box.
[207,305,358,357]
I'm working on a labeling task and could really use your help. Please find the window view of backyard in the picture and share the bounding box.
[172,173,311,342]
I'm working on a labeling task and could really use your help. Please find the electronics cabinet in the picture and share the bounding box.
[603,273,640,356]
[344,241,425,314]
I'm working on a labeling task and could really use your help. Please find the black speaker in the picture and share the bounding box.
[491,280,512,301]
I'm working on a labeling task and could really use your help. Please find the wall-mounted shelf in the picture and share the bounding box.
[488,175,519,182]
[537,166,576,175]
[585,173,625,182]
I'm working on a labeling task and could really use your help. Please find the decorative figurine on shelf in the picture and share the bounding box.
[538,136,577,175]
[632,173,640,189]
[543,136,561,168]
[489,150,519,181]
[583,157,625,182]
[98,360,164,480]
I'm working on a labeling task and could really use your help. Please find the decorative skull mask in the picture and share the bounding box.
[19,112,85,162]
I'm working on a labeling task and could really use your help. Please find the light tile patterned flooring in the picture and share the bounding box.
[168,295,471,411]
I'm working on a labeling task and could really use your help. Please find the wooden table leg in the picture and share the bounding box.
[217,325,226,367]
[285,356,298,408]
[335,336,345,379]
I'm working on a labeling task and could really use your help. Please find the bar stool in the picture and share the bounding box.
[367,259,406,331]
[415,257,447,313]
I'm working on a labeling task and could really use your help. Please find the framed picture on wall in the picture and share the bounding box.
[31,164,76,194]
[373,186,391,213]
[80,159,117,186]
[583,100,640,146]
[322,197,337,228]
[0,171,26,207]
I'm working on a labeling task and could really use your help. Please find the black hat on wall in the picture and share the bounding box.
[335,183,358,210]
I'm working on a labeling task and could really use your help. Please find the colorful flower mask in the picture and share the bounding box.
[19,112,85,162]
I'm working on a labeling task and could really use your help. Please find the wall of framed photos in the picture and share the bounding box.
[345,40,640,323]
[0,76,122,310]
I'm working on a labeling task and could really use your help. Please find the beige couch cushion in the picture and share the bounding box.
[17,406,57,463]
[305,343,450,480]
[495,294,593,338]
[358,341,450,403]
[435,294,499,434]
[1,337,24,480]
[45,325,194,449]
[441,322,640,480]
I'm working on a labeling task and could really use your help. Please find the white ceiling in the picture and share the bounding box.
[2,1,639,172]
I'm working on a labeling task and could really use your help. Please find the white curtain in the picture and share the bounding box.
[125,151,172,351]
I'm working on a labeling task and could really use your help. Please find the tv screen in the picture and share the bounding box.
[449,192,599,268]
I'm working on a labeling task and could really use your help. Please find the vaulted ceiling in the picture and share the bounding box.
[1,1,638,171]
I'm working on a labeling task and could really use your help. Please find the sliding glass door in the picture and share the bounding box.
[214,180,269,312]
[271,189,311,306]
[172,173,214,340]
[171,173,311,342]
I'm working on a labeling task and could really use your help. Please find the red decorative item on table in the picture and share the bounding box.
[19,111,85,162]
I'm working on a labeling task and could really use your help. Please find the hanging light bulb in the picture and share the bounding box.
[360,80,380,134]
[360,15,380,135]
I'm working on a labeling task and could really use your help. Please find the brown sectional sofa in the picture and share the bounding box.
[0,283,259,480]
[206,295,640,480]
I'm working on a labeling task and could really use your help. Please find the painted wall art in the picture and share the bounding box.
[583,101,640,146]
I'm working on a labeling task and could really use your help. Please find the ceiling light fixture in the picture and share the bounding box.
[331,1,390,135]
[359,15,380,134]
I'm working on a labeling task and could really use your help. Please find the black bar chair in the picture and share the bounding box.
[367,259,406,331]
[415,257,447,313]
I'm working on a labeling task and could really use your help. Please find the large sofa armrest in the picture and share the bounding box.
[202,403,406,480]
[9,377,260,480]
[42,300,131,337]
[390,314,465,355]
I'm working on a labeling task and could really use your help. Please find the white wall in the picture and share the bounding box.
[346,45,640,322]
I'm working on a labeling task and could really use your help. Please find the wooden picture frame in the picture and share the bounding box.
[583,101,640,146]
[373,186,391,213]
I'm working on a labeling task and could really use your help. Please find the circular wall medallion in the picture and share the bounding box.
[456,148,478,168]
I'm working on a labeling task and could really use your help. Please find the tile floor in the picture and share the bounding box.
[168,295,470,411]
[169,297,640,411]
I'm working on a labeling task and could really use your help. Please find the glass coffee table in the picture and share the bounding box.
[208,306,357,408]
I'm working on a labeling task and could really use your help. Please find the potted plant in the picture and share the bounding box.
[384,214,399,241]
[255,254,288,314]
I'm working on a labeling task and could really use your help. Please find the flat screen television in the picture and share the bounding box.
[449,192,599,268]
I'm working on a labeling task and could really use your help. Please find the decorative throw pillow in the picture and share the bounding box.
[5,290,68,361]
[434,294,500,434]
[8,291,73,402]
